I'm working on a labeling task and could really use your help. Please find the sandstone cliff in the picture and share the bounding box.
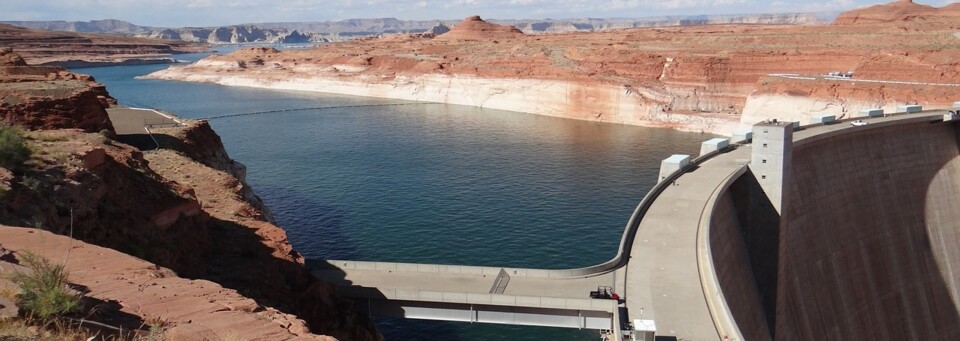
[148,13,960,134]
[0,19,151,35]
[733,0,960,126]
[0,51,379,340]
[137,25,329,44]
[0,23,205,66]
[0,48,115,132]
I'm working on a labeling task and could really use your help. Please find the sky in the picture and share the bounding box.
[0,0,954,27]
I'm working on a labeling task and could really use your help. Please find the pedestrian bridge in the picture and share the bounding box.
[310,260,622,330]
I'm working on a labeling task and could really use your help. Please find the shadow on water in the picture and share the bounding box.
[83,129,378,339]
[255,185,363,260]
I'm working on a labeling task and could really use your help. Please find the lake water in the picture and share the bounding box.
[74,55,708,341]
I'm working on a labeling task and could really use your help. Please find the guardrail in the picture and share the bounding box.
[322,143,741,279]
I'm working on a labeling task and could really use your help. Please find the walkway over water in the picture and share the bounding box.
[310,260,621,330]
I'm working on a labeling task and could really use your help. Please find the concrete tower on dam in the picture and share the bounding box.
[708,110,960,341]
[750,121,793,214]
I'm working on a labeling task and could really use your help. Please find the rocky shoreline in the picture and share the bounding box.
[0,48,380,340]
[146,67,740,134]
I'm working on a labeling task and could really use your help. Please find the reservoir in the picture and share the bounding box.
[75,55,708,340]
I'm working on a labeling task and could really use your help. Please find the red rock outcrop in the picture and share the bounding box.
[854,50,960,83]
[0,48,26,66]
[0,124,379,340]
[0,53,379,338]
[0,130,209,271]
[139,126,380,341]
[0,226,334,340]
[0,49,115,132]
[833,0,958,24]
[434,15,524,41]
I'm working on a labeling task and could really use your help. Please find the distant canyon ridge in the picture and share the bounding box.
[146,1,960,135]
[3,12,835,44]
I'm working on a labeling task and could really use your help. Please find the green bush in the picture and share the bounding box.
[9,252,82,321]
[0,126,31,172]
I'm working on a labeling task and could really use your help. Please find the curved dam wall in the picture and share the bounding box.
[710,119,960,340]
[710,171,778,341]
[777,121,960,340]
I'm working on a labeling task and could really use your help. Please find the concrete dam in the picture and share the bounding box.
[311,106,960,340]
[710,110,960,340]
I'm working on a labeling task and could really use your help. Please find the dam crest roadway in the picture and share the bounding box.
[304,105,960,341]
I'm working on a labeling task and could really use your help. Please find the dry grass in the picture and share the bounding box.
[0,317,94,341]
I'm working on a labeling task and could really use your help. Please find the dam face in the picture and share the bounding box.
[711,119,960,340]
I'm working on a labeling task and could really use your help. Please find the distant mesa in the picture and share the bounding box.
[434,15,524,41]
[833,0,958,24]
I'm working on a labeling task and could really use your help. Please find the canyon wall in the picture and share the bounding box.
[0,23,204,66]
[0,50,380,340]
[150,65,739,133]
[139,25,327,44]
[741,76,960,127]
[146,7,960,134]
[0,49,115,132]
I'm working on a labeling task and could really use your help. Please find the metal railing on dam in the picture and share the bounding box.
[318,141,740,280]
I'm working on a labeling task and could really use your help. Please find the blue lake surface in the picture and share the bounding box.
[74,56,708,340]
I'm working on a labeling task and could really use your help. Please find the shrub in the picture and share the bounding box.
[9,252,82,321]
[0,126,31,172]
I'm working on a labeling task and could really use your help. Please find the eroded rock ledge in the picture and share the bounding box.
[0,49,380,340]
